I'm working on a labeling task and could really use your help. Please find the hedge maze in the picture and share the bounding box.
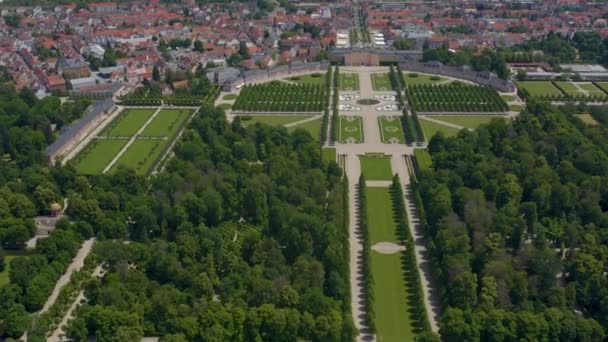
[233,81,326,112]
[406,83,508,113]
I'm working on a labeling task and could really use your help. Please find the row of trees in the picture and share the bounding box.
[332,67,340,144]
[357,174,375,333]
[406,83,508,113]
[394,66,425,144]
[232,82,326,112]
[321,65,332,143]
[413,102,608,340]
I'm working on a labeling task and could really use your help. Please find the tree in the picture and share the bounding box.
[152,65,161,82]
[193,40,203,52]
[0,247,4,272]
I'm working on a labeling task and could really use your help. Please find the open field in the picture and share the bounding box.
[378,116,405,143]
[0,255,18,287]
[289,73,326,85]
[74,140,128,174]
[339,116,363,143]
[414,149,432,171]
[403,73,448,86]
[102,108,156,137]
[111,140,164,175]
[371,252,417,342]
[419,119,460,139]
[371,73,392,91]
[340,73,360,91]
[366,187,399,243]
[140,109,191,137]
[322,147,337,163]
[428,115,504,129]
[360,154,392,180]
[287,118,321,140]
[239,115,313,127]
[516,81,563,97]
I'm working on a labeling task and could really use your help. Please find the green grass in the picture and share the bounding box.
[414,149,431,171]
[239,115,313,127]
[378,116,405,143]
[517,81,563,97]
[554,82,585,96]
[287,118,321,141]
[371,251,417,342]
[322,147,337,164]
[289,73,326,85]
[500,95,516,102]
[404,73,448,86]
[74,140,128,174]
[419,119,461,140]
[140,109,191,137]
[594,82,608,93]
[509,105,522,112]
[371,73,392,91]
[111,140,164,175]
[103,109,156,137]
[576,82,605,96]
[0,255,18,287]
[339,116,363,143]
[360,154,392,180]
[218,103,232,110]
[577,113,599,126]
[428,115,504,129]
[366,187,399,243]
[223,94,237,100]
[340,73,359,91]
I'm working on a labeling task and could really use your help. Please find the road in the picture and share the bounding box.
[335,66,440,340]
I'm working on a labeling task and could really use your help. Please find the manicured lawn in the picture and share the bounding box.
[340,73,360,91]
[218,103,232,110]
[517,81,563,97]
[500,95,516,102]
[371,73,392,91]
[74,140,128,174]
[111,140,164,175]
[322,147,337,163]
[554,81,586,97]
[140,109,191,137]
[419,119,460,139]
[0,255,18,287]
[428,115,504,129]
[289,73,326,85]
[378,116,405,143]
[577,113,599,126]
[509,105,522,112]
[554,82,605,97]
[239,115,313,127]
[403,73,448,86]
[414,149,431,171]
[103,108,156,137]
[366,187,399,244]
[287,118,321,141]
[340,116,364,143]
[594,82,608,93]
[371,251,417,342]
[576,82,605,97]
[223,94,237,100]
[360,154,392,180]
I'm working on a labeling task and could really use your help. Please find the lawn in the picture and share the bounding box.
[509,105,522,112]
[223,94,237,101]
[428,115,504,129]
[414,149,431,171]
[371,73,392,91]
[74,139,128,174]
[289,73,326,86]
[500,95,516,102]
[0,255,18,287]
[576,82,605,97]
[360,154,392,180]
[103,108,156,137]
[517,81,563,98]
[340,73,360,91]
[419,119,460,140]
[339,116,364,143]
[594,82,608,93]
[322,147,337,164]
[140,109,191,137]
[371,251,417,342]
[403,73,448,86]
[366,187,399,243]
[218,103,232,110]
[287,118,321,141]
[239,115,314,127]
[554,81,586,97]
[577,113,599,126]
[111,140,165,175]
[378,116,405,143]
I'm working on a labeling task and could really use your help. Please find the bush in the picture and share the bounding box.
[409,73,419,78]
[430,76,440,81]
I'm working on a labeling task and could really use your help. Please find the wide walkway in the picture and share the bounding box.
[336,67,440,341]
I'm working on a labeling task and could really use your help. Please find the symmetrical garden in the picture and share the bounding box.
[405,83,508,113]
[517,81,608,101]
[73,108,193,175]
[232,81,326,112]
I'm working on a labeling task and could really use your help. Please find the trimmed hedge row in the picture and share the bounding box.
[358,174,376,333]
[390,175,433,334]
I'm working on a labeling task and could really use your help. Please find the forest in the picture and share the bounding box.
[415,101,608,341]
